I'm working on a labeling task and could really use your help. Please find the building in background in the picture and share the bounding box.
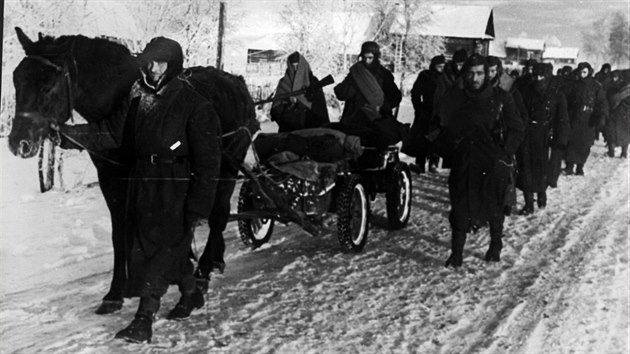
[505,37,545,63]
[390,5,495,59]
[543,46,580,67]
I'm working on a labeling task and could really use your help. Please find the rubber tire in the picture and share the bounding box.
[237,181,274,249]
[386,162,412,230]
[336,174,370,253]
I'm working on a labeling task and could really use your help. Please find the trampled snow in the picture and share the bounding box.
[0,124,628,353]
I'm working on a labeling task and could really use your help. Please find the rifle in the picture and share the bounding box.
[254,74,335,106]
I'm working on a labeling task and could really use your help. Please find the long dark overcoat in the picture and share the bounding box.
[517,82,570,193]
[270,73,329,132]
[334,62,403,147]
[62,77,221,297]
[124,78,221,297]
[402,68,442,157]
[436,85,524,232]
[564,77,608,164]
[604,84,630,148]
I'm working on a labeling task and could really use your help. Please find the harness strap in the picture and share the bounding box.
[56,128,124,166]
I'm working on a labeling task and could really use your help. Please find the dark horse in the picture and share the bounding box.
[9,27,258,313]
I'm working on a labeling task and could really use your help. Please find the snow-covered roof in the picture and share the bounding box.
[543,46,579,59]
[505,37,545,51]
[390,5,495,39]
[488,40,506,58]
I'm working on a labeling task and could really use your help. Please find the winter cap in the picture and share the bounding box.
[431,55,446,66]
[533,63,552,78]
[139,37,184,74]
[452,49,468,63]
[360,41,381,59]
[487,56,502,69]
[462,54,489,78]
[524,58,538,68]
[577,62,593,75]
[561,65,573,76]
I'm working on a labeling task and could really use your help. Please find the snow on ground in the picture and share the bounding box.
[0,127,628,353]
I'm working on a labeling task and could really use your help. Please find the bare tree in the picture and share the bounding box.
[277,0,339,76]
[608,11,630,67]
[582,16,610,66]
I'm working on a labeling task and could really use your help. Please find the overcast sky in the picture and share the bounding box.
[233,0,629,49]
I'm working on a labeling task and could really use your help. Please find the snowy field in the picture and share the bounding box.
[0,129,628,353]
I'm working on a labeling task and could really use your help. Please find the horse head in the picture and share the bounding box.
[9,27,79,158]
[9,27,140,158]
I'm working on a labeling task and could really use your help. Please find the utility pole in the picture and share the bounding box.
[216,2,225,69]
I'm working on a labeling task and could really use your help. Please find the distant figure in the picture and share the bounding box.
[563,62,609,175]
[517,63,570,214]
[404,54,446,173]
[270,51,329,132]
[433,49,468,169]
[513,58,537,93]
[333,41,403,148]
[487,56,528,215]
[435,54,524,267]
[594,63,612,86]
[436,49,467,98]
[604,70,630,158]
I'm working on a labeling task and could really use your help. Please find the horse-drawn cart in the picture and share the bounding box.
[231,128,412,253]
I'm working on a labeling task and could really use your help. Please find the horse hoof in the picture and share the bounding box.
[96,300,123,315]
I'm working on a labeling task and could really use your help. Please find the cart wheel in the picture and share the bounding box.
[337,174,370,253]
[238,181,274,249]
[38,137,56,193]
[386,162,412,229]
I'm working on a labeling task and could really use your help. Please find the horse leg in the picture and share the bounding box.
[94,167,129,314]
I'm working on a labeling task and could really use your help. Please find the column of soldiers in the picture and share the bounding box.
[405,52,628,268]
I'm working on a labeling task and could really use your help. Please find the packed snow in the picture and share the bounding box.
[0,111,628,353]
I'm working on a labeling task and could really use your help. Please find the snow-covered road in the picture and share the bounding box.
[0,137,628,354]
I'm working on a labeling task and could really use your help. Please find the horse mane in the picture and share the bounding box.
[29,34,140,122]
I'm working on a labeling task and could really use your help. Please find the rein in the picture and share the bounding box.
[25,54,78,123]
[24,49,123,167]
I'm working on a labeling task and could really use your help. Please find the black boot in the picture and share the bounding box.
[95,299,123,315]
[607,145,616,157]
[194,268,210,294]
[485,239,503,262]
[537,191,547,209]
[167,286,205,320]
[115,314,153,343]
[564,163,574,175]
[519,193,535,215]
[621,146,628,159]
[445,231,466,268]
[115,296,159,343]
[486,222,503,262]
[576,164,584,176]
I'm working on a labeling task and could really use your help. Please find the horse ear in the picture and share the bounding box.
[15,27,34,52]
[38,32,45,41]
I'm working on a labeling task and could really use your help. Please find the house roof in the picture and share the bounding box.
[505,37,545,51]
[390,5,495,39]
[488,40,506,58]
[543,46,579,59]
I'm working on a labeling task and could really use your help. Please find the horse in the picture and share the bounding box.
[9,27,258,314]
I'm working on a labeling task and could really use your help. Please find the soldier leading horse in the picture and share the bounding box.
[8,27,258,314]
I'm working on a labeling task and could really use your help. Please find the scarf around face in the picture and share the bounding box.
[273,53,312,110]
[349,62,385,110]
